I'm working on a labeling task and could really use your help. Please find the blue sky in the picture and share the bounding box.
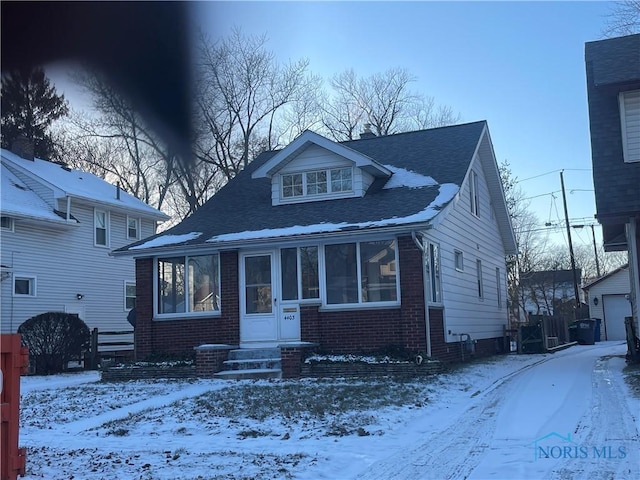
[194,1,612,251]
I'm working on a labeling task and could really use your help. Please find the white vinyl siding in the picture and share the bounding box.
[619,90,640,163]
[1,201,159,341]
[424,151,509,342]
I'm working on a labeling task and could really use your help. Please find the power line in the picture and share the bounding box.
[516,168,592,184]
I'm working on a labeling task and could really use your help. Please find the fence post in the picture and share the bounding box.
[1,334,29,480]
[90,328,99,370]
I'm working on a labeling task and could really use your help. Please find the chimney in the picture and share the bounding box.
[11,135,35,160]
[359,123,376,139]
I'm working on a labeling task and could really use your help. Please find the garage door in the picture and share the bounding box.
[602,294,631,341]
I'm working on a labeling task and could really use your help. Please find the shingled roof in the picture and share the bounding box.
[116,121,502,255]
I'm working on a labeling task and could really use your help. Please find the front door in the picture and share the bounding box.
[240,252,278,345]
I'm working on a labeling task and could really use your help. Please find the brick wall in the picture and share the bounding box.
[134,251,240,359]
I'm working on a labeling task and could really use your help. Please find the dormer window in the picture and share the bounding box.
[281,167,353,200]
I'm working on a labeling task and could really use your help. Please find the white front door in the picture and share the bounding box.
[240,252,278,345]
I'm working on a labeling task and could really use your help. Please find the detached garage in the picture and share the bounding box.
[583,265,631,341]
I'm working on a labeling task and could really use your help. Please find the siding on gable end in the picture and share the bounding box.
[271,144,365,205]
[0,200,143,343]
[427,153,508,343]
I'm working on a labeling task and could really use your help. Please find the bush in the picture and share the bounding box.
[18,311,90,374]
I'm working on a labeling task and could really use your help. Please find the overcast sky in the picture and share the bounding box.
[50,1,615,253]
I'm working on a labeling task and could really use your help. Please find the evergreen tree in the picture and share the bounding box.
[1,67,69,159]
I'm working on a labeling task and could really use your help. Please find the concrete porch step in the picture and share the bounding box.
[214,368,282,380]
[223,358,282,371]
[227,348,281,361]
[215,347,283,380]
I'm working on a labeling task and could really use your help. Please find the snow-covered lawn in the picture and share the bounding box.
[19,342,639,479]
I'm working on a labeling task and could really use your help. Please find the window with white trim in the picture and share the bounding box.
[425,242,441,303]
[94,209,109,246]
[477,259,484,299]
[454,250,464,271]
[470,170,480,216]
[14,275,36,296]
[1,216,14,231]
[619,90,640,163]
[157,254,220,315]
[125,282,136,310]
[324,240,398,305]
[281,246,320,301]
[127,217,140,240]
[281,167,353,199]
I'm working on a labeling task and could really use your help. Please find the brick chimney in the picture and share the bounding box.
[359,123,376,139]
[11,136,35,160]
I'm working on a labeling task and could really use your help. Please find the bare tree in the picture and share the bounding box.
[195,28,317,180]
[322,67,460,141]
[602,1,640,37]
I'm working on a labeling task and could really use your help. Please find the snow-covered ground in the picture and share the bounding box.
[19,341,639,479]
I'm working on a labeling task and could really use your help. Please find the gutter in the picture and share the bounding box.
[411,231,432,358]
[112,222,433,258]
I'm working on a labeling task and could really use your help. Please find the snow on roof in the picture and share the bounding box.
[1,164,68,223]
[206,183,459,244]
[383,165,438,189]
[1,149,168,219]
[130,232,203,250]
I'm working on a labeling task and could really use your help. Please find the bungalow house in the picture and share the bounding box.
[585,33,640,356]
[114,121,517,371]
[0,143,169,356]
[582,265,631,341]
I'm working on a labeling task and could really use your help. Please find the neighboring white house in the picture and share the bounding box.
[0,147,169,351]
[519,269,583,317]
[583,265,631,341]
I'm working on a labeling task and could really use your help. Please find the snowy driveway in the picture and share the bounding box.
[19,341,639,479]
[350,342,639,480]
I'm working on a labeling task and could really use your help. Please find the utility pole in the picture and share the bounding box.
[560,170,581,314]
[573,224,602,278]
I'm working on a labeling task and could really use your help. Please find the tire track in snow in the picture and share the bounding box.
[352,355,557,480]
[549,356,640,480]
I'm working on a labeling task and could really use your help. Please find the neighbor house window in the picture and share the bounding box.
[496,267,502,308]
[454,250,464,271]
[281,246,319,301]
[619,90,640,163]
[425,242,441,303]
[94,209,109,246]
[127,217,140,240]
[14,276,36,296]
[281,167,353,199]
[470,170,480,216]
[477,259,484,299]
[157,254,220,315]
[1,216,14,231]
[125,282,136,310]
[324,240,398,305]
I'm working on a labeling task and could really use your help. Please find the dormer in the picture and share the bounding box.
[252,130,392,206]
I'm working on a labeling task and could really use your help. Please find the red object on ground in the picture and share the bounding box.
[1,335,28,480]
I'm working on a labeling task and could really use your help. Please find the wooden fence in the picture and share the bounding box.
[86,328,135,369]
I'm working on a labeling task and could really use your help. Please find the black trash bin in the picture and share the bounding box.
[594,318,601,342]
[576,319,596,345]
[569,321,578,343]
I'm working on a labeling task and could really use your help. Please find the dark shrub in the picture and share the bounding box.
[18,311,90,374]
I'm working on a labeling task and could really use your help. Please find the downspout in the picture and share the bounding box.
[66,195,71,221]
[412,231,432,358]
[628,219,640,335]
